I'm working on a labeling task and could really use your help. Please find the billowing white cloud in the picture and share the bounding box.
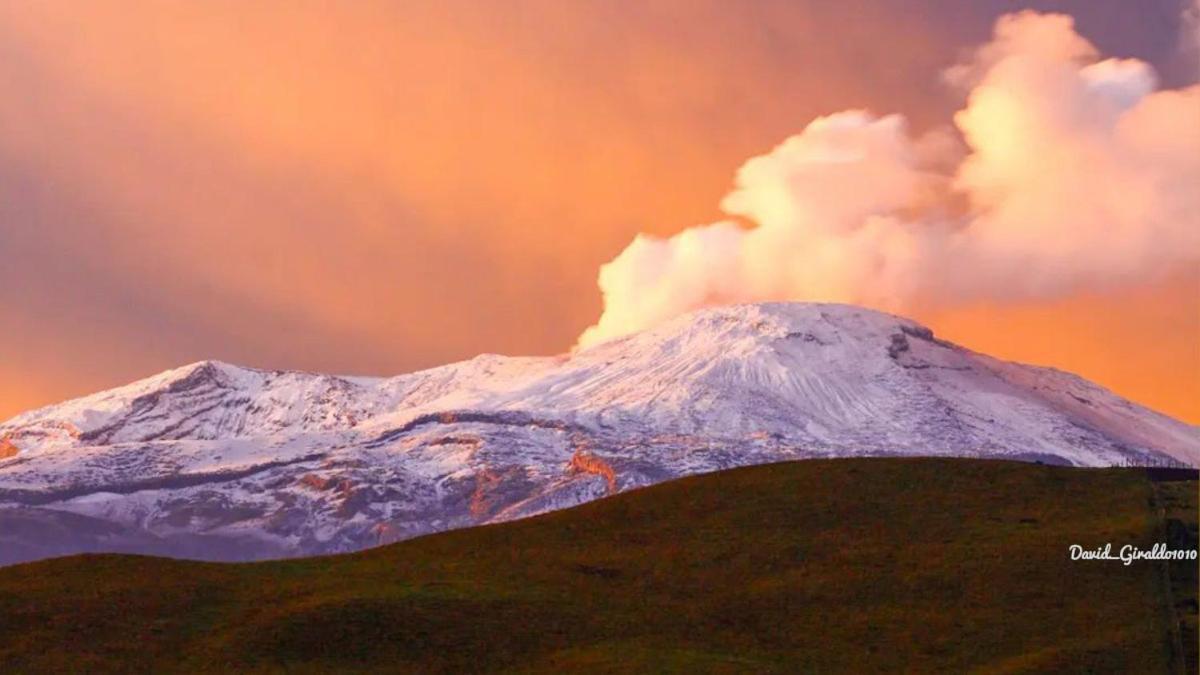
[579,11,1200,348]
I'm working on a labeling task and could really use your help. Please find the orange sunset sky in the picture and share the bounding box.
[1,0,1197,423]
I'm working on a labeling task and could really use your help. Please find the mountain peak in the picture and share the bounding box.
[1,301,1195,565]
[589,302,933,356]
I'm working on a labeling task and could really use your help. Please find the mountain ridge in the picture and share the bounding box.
[1,302,1196,565]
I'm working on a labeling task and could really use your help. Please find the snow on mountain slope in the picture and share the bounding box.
[1,303,1195,565]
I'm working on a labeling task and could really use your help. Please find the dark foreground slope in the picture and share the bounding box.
[1,459,1195,673]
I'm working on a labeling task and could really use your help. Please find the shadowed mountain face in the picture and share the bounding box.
[1,303,1196,565]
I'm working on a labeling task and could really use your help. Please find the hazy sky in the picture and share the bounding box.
[1,0,1197,422]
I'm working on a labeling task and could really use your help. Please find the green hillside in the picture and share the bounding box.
[0,458,1195,673]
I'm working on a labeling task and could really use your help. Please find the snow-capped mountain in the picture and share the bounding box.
[1,303,1195,565]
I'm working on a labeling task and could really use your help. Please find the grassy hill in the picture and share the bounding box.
[0,458,1195,673]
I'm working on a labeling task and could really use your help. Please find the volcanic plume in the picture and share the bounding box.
[580,11,1200,347]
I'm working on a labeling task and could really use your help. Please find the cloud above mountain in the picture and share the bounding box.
[580,11,1200,347]
[0,1,1196,424]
